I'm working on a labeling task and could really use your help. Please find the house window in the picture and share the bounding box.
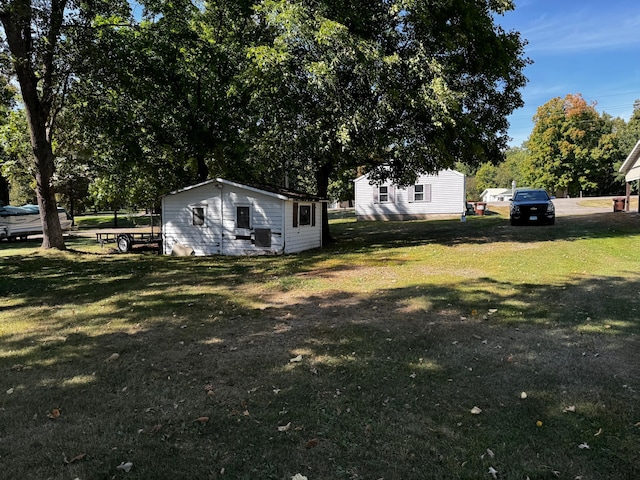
[374,185,394,204]
[192,206,205,226]
[379,186,389,203]
[236,206,250,229]
[410,184,432,203]
[299,205,311,225]
[414,185,424,201]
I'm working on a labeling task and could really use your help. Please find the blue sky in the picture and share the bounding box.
[495,0,640,147]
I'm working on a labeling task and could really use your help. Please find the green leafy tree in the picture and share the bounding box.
[70,0,254,209]
[526,94,622,196]
[0,65,16,204]
[497,146,529,188]
[0,109,36,204]
[474,162,499,194]
[618,100,640,154]
[245,0,528,241]
[0,0,130,249]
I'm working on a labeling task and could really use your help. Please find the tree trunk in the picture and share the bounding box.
[1,0,66,250]
[22,87,66,249]
[315,157,335,246]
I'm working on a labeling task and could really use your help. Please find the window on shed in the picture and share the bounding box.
[299,205,311,225]
[236,206,250,229]
[192,206,205,226]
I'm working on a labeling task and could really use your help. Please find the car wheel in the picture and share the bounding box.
[510,218,518,226]
[548,218,555,226]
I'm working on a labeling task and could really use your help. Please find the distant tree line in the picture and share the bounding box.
[468,94,640,199]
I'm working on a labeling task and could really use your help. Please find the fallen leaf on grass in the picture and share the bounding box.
[486,448,495,458]
[563,406,576,413]
[278,422,292,432]
[536,420,543,427]
[291,474,308,480]
[470,406,482,415]
[6,388,14,395]
[520,391,528,399]
[289,355,303,363]
[578,442,590,449]
[488,466,498,479]
[594,428,603,436]
[116,461,133,472]
[195,416,209,424]
[64,453,87,464]
[305,438,319,449]
[48,408,61,420]
[104,353,120,363]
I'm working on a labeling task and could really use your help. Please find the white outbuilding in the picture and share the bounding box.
[480,188,513,202]
[619,139,640,212]
[353,169,466,221]
[161,178,326,256]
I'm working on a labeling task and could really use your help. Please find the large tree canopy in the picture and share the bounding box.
[69,0,256,210]
[243,0,528,241]
[247,0,528,178]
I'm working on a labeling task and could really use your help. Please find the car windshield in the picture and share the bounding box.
[515,191,548,202]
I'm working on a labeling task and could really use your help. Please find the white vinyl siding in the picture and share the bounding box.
[284,201,322,254]
[162,179,324,256]
[354,170,465,221]
[163,183,222,255]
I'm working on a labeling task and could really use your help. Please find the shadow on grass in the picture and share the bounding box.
[2,256,640,478]
[1,214,640,478]
[327,212,640,252]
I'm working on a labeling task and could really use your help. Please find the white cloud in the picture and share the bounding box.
[520,10,640,54]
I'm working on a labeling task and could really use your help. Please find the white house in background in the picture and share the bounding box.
[162,178,326,256]
[619,139,640,212]
[353,169,466,221]
[480,188,513,202]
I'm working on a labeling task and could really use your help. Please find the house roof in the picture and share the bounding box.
[480,188,512,197]
[619,139,640,182]
[165,178,327,202]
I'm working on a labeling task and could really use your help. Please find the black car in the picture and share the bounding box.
[509,188,555,226]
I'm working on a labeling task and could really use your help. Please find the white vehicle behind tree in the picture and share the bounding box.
[0,204,72,241]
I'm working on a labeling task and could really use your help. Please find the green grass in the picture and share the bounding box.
[1,212,639,479]
[73,212,158,229]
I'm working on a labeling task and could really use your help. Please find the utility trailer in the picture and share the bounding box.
[96,231,162,253]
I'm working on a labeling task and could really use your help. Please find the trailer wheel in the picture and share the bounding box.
[117,234,132,253]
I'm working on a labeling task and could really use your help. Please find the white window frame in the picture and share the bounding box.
[408,184,432,203]
[374,185,395,204]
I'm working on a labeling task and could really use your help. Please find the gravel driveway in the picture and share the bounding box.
[489,196,627,217]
